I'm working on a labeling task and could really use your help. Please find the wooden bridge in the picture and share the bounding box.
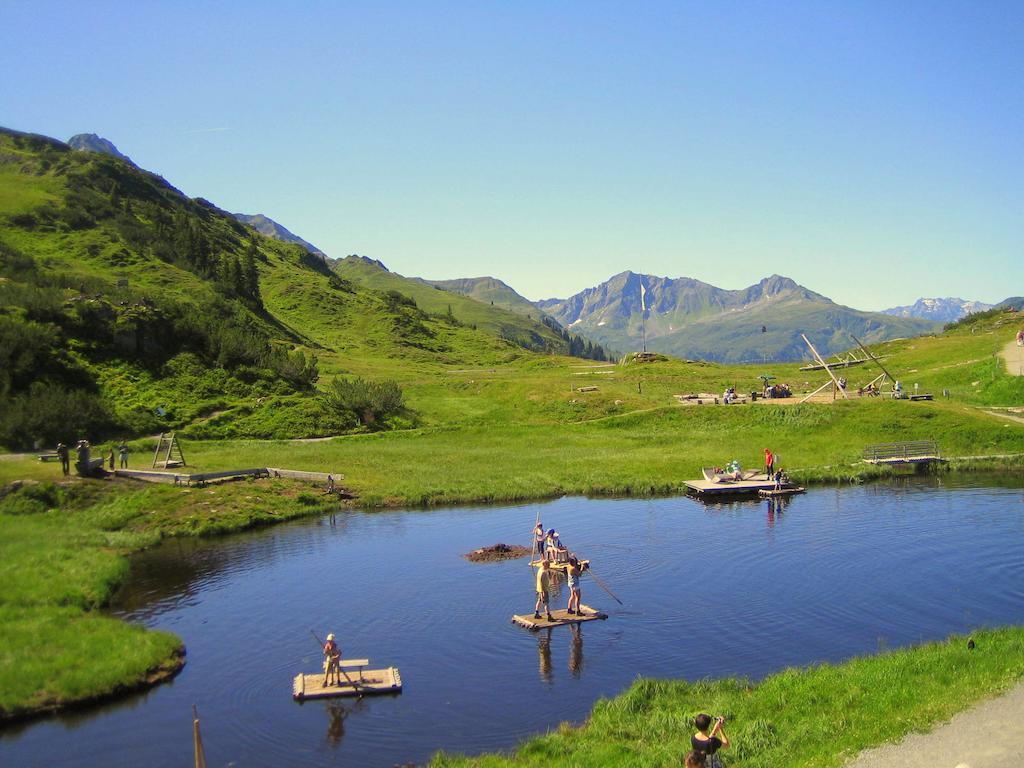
[862,440,942,465]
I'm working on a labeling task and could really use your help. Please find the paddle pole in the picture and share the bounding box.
[586,567,624,605]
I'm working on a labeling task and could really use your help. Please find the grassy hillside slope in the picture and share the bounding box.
[423,275,541,316]
[0,127,614,446]
[334,256,570,352]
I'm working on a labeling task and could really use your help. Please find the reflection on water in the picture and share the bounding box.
[1,475,1022,768]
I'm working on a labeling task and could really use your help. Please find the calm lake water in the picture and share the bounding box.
[2,476,1023,767]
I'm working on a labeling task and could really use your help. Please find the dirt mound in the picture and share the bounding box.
[464,543,532,563]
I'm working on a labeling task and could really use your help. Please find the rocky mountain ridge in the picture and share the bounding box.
[536,270,939,363]
[881,297,993,323]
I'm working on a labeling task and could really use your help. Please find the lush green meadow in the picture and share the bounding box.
[431,627,1024,768]
[0,477,336,720]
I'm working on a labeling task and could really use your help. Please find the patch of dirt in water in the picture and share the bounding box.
[464,543,532,563]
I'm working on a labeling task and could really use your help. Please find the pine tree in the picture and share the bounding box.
[243,241,261,302]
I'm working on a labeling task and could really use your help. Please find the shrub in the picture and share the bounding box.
[322,376,404,427]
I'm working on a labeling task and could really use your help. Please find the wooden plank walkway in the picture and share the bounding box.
[512,605,608,631]
[266,468,342,483]
[292,667,402,700]
[115,467,342,486]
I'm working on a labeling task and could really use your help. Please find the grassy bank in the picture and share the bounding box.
[135,400,1024,506]
[432,627,1024,768]
[0,476,337,721]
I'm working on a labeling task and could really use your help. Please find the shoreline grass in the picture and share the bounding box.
[432,627,1024,768]
[0,476,338,722]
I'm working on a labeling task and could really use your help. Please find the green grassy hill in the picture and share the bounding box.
[0,127,617,447]
[421,275,540,316]
[334,256,570,352]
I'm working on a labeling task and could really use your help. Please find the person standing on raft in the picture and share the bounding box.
[534,560,554,621]
[764,448,774,478]
[566,556,585,616]
[533,521,546,559]
[322,633,342,686]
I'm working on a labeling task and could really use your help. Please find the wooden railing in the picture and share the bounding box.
[862,440,940,462]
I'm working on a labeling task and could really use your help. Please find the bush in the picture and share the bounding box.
[0,383,119,449]
[322,376,404,427]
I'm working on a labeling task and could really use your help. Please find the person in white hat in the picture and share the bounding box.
[322,633,342,686]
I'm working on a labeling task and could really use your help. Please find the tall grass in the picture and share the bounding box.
[433,628,1024,768]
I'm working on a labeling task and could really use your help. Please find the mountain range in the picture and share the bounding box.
[536,272,939,363]
[881,297,993,324]
[59,131,1010,364]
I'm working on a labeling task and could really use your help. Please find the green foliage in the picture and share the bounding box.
[323,376,405,427]
[433,628,1024,767]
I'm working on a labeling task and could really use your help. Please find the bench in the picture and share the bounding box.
[37,453,60,462]
[338,658,370,683]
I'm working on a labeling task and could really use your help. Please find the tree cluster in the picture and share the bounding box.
[541,315,612,361]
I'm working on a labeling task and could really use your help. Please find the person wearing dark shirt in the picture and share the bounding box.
[691,713,729,768]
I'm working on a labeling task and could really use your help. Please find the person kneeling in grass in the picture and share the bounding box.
[691,713,729,768]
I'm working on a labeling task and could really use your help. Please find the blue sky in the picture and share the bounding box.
[2,1,1021,308]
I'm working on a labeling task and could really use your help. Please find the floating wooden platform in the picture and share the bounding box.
[759,486,805,498]
[292,667,402,700]
[512,605,608,631]
[685,476,778,496]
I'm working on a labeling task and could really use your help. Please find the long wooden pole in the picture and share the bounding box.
[801,334,849,400]
[585,567,624,605]
[193,705,208,768]
[850,334,896,384]
[798,378,834,404]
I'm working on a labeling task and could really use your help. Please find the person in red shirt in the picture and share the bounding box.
[764,448,774,477]
[322,633,342,686]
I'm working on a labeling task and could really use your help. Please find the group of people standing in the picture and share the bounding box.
[55,439,129,476]
[532,521,587,621]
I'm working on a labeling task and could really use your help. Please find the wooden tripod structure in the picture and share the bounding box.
[799,334,850,403]
[153,432,186,469]
[800,334,897,403]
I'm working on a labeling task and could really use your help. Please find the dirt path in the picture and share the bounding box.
[1000,339,1024,376]
[844,680,1024,768]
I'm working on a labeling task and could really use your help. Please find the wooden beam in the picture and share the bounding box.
[799,378,834,404]
[850,334,896,383]
[801,334,849,400]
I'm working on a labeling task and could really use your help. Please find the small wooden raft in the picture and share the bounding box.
[292,659,402,700]
[512,604,608,632]
[758,486,805,498]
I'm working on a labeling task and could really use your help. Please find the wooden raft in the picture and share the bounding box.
[758,486,805,498]
[292,659,402,700]
[512,604,608,631]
